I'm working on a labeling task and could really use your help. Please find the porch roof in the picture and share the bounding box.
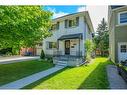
[58,33,83,40]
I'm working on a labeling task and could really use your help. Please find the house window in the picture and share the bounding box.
[65,17,79,28]
[47,42,57,49]
[69,19,77,27]
[120,45,127,52]
[51,22,59,30]
[65,19,68,28]
[119,12,127,24]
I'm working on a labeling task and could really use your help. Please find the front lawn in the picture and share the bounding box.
[24,57,113,89]
[0,59,53,86]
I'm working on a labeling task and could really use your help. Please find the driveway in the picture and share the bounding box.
[107,65,127,89]
[0,56,40,64]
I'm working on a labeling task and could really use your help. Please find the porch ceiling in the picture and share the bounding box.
[58,33,83,40]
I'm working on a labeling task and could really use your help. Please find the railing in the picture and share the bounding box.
[53,50,83,57]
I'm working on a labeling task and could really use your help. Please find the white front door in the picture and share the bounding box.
[118,42,127,62]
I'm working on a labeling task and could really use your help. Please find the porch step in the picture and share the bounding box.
[57,61,67,63]
[56,61,67,66]
[58,58,68,61]
[57,63,67,66]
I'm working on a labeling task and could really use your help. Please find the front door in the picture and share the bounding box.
[118,42,127,62]
[65,40,70,55]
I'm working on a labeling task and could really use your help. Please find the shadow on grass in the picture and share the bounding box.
[23,67,71,89]
[78,60,113,89]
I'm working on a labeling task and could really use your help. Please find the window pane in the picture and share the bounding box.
[57,22,59,29]
[69,20,72,27]
[121,45,127,52]
[51,22,59,30]
[68,17,78,27]
[49,42,52,49]
[52,42,57,48]
[120,12,127,24]
[48,42,57,49]
[121,45,126,49]
[65,20,68,28]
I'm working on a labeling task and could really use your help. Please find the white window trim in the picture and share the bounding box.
[118,11,127,25]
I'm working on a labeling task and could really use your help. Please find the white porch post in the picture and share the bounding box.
[79,38,80,57]
[57,40,59,50]
[57,40,59,56]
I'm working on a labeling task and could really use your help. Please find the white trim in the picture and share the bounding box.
[118,11,127,25]
[112,6,127,11]
[118,42,127,63]
[116,23,127,27]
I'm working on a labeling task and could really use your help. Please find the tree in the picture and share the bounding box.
[0,6,52,54]
[94,18,109,56]
[40,49,45,59]
[85,40,94,62]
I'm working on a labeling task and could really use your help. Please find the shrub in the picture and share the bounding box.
[40,49,45,59]
[47,57,53,63]
[5,52,13,56]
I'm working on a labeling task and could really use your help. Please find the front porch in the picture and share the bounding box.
[52,33,84,67]
[53,55,84,67]
[56,33,83,56]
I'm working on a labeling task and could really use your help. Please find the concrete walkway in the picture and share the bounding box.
[0,65,65,89]
[107,65,127,89]
[0,56,39,64]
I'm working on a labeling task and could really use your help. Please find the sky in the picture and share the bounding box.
[43,5,108,31]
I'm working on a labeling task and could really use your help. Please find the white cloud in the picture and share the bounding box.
[53,11,68,18]
[47,7,69,19]
[86,5,108,31]
[77,6,86,12]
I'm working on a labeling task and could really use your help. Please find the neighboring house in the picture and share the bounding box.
[108,5,127,63]
[36,43,43,55]
[20,47,36,56]
[20,43,43,56]
[43,11,94,66]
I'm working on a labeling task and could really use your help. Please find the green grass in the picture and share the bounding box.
[24,57,113,89]
[0,59,53,86]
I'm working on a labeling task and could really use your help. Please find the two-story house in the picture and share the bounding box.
[43,11,94,66]
[108,5,127,63]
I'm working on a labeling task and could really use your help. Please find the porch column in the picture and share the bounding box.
[57,40,59,56]
[79,38,80,57]
[57,40,59,50]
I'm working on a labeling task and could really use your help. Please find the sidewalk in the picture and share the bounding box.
[0,66,65,89]
[0,56,39,64]
[107,65,127,89]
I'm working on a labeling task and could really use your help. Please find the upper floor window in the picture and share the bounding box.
[69,19,77,27]
[51,22,59,30]
[65,17,79,28]
[119,11,127,24]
